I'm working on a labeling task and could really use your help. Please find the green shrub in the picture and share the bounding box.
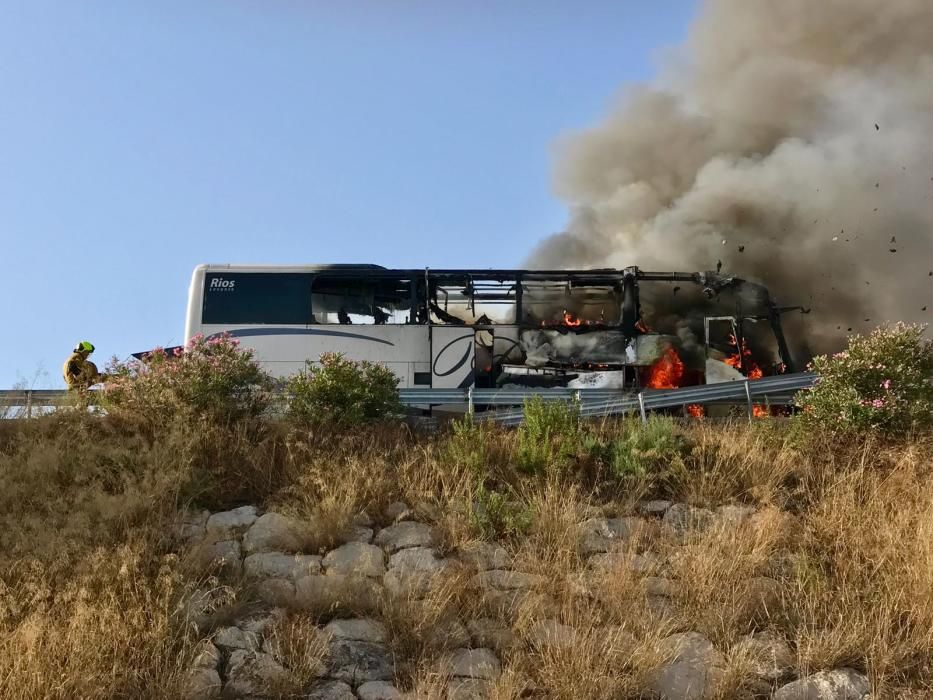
[445,414,489,476]
[516,396,581,475]
[470,482,533,540]
[286,353,402,426]
[796,323,933,437]
[588,416,682,486]
[102,333,273,425]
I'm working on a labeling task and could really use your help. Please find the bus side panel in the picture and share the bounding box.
[198,324,429,387]
[430,326,475,388]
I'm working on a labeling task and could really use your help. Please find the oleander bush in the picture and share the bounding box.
[285,352,402,426]
[102,333,273,425]
[796,323,933,438]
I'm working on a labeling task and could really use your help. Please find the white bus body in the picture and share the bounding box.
[184,264,797,389]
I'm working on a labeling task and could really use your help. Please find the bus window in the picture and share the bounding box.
[429,277,516,325]
[311,277,417,325]
[202,273,313,324]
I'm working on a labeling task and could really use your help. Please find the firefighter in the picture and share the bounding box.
[63,341,105,390]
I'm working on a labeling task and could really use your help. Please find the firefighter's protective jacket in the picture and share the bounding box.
[63,352,101,389]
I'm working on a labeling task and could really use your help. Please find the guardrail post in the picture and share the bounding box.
[637,392,647,423]
[744,380,753,422]
[26,390,32,419]
[466,386,474,416]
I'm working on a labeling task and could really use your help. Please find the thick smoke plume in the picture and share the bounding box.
[530,0,933,355]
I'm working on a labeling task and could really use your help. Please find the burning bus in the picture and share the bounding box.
[185,264,804,391]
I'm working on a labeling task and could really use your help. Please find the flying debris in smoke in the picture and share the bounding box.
[528,0,933,355]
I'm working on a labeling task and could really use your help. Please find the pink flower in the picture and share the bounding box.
[881,379,892,390]
[871,398,885,409]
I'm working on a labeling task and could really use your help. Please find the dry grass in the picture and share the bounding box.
[264,611,330,691]
[1,410,932,697]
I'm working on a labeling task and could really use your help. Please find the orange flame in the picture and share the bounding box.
[725,334,764,379]
[753,405,770,418]
[686,404,705,418]
[645,347,685,389]
[562,310,582,327]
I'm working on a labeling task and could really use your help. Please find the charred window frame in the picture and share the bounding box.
[516,277,623,327]
[427,274,519,325]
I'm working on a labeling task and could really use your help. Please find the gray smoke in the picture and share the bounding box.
[529,0,933,355]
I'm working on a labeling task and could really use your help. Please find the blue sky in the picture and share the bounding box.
[1,1,697,388]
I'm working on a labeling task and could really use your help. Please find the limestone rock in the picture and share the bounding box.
[225,649,293,697]
[442,647,501,680]
[662,504,716,539]
[324,618,388,644]
[467,618,518,652]
[323,542,386,578]
[471,569,545,591]
[733,631,795,682]
[324,638,394,685]
[484,589,556,621]
[773,668,870,699]
[244,552,322,581]
[426,618,471,650]
[639,500,673,517]
[339,525,375,544]
[214,625,261,652]
[256,578,297,607]
[384,501,413,522]
[305,679,357,700]
[383,569,428,599]
[205,505,257,541]
[357,680,404,700]
[239,608,286,635]
[389,546,447,573]
[177,509,210,543]
[294,574,382,613]
[180,667,221,700]
[242,512,309,555]
[448,678,492,700]
[458,541,511,571]
[414,501,443,523]
[385,546,451,597]
[651,632,725,700]
[715,504,757,527]
[580,516,643,554]
[192,640,221,669]
[195,539,242,577]
[374,521,437,552]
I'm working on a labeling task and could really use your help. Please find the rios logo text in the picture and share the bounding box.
[209,277,236,291]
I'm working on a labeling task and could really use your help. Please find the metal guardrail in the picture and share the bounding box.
[0,390,70,417]
[1,373,817,422]
[489,373,816,426]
